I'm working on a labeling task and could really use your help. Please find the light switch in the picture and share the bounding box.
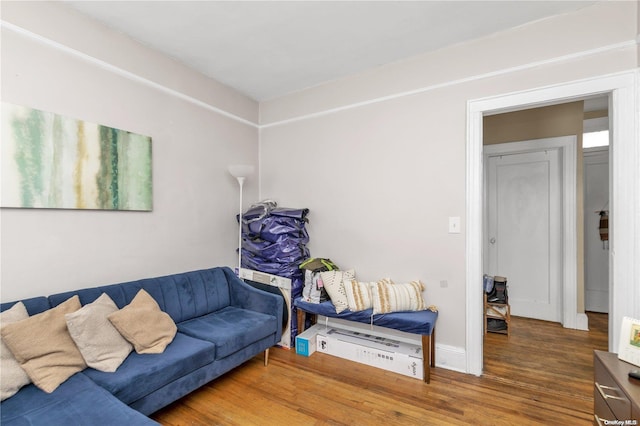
[449,216,461,234]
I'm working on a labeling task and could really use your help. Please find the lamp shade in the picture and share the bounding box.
[228,165,255,179]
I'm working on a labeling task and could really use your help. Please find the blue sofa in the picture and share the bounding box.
[0,267,283,425]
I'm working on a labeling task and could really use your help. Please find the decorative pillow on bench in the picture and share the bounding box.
[371,280,427,314]
[319,270,355,313]
[343,279,374,312]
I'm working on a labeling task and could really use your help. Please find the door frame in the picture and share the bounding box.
[484,136,578,326]
[465,70,639,376]
[583,146,610,313]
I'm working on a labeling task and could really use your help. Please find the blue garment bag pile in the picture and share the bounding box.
[240,200,310,276]
[239,200,310,346]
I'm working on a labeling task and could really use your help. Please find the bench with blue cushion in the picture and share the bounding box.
[294,298,437,383]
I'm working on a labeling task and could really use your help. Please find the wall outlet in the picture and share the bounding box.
[440,280,448,288]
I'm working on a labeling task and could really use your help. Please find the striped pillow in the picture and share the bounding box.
[344,280,374,312]
[371,280,427,314]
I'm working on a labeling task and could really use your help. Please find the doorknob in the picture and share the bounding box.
[490,237,496,244]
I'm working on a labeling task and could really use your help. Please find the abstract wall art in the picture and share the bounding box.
[1,103,152,211]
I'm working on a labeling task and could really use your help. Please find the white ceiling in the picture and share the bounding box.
[64,1,596,101]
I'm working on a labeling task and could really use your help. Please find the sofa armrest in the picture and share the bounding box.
[224,268,284,343]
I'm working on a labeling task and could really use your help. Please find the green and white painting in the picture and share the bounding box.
[1,103,152,211]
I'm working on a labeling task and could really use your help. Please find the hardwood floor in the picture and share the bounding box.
[152,312,608,425]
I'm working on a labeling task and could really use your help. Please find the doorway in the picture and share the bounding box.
[465,71,639,376]
[484,139,567,323]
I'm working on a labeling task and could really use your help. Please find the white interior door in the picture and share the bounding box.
[486,147,562,322]
[584,148,609,313]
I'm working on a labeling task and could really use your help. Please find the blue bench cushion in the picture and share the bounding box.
[295,298,437,335]
[82,333,214,405]
[0,373,157,426]
[178,306,278,360]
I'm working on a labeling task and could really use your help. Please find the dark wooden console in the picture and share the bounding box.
[594,350,640,424]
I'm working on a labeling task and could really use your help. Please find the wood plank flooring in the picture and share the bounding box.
[152,312,608,425]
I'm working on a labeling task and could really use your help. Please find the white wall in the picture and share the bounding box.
[259,1,638,368]
[1,0,637,372]
[0,2,259,301]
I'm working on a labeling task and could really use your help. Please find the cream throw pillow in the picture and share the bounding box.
[108,289,177,354]
[371,280,427,314]
[319,269,355,313]
[343,280,374,312]
[65,293,133,372]
[1,302,31,400]
[0,296,86,393]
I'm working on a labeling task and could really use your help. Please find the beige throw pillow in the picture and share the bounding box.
[343,280,374,312]
[108,289,177,354]
[0,296,86,393]
[65,293,133,372]
[1,302,31,400]
[319,269,355,313]
[371,280,427,314]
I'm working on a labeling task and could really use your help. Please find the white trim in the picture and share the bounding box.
[607,71,640,344]
[577,313,590,331]
[0,20,259,129]
[259,40,636,129]
[465,101,484,376]
[583,117,609,133]
[466,70,640,376]
[484,136,579,330]
[434,344,467,374]
[4,18,636,133]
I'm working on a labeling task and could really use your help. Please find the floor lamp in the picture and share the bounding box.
[228,165,255,272]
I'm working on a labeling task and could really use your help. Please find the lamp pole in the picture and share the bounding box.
[236,176,245,272]
[228,165,254,273]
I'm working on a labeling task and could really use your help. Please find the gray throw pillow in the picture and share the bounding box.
[65,293,133,372]
[0,302,31,400]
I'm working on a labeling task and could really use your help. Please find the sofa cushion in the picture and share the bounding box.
[1,302,31,401]
[178,306,277,360]
[0,296,87,393]
[47,268,233,324]
[65,293,133,372]
[153,268,232,323]
[0,373,158,426]
[1,297,51,316]
[82,332,215,405]
[108,290,177,354]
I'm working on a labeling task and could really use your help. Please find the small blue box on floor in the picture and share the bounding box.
[295,324,324,356]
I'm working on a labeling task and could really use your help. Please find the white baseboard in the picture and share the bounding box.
[434,343,467,373]
[576,313,590,331]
